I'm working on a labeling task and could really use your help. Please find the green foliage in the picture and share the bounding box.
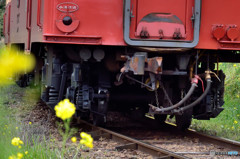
[0,85,92,158]
[0,86,58,159]
[0,0,6,38]
[220,63,240,99]
[191,63,240,141]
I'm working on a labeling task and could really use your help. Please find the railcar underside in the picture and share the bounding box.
[8,0,240,129]
[24,43,226,129]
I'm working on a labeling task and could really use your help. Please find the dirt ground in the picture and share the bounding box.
[6,86,152,159]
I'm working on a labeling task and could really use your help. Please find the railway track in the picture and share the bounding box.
[22,97,240,158]
[143,117,240,152]
[79,120,188,159]
[76,114,240,159]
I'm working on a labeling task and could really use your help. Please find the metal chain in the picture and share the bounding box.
[159,81,173,106]
[155,89,160,108]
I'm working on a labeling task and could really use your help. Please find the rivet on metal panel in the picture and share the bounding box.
[173,28,182,39]
[140,27,150,38]
[159,29,164,39]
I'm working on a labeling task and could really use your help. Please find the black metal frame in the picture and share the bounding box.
[123,0,201,48]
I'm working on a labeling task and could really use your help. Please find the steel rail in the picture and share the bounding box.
[143,116,240,152]
[160,121,240,151]
[185,128,240,151]
[79,120,189,159]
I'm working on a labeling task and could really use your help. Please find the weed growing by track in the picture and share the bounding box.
[0,86,58,159]
[0,85,95,159]
[191,63,240,141]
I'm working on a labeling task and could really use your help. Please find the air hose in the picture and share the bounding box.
[175,78,212,113]
[149,75,199,113]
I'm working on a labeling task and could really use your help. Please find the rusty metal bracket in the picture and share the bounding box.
[121,52,162,75]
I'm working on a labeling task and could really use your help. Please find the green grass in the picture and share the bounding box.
[0,85,89,159]
[0,85,58,159]
[191,63,240,141]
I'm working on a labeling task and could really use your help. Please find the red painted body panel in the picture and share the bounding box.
[42,0,125,46]
[6,0,28,45]
[196,0,240,50]
[4,0,240,50]
[4,2,11,44]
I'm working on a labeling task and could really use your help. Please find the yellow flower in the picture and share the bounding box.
[19,140,23,144]
[16,127,18,130]
[25,151,28,155]
[29,122,32,125]
[234,120,238,124]
[18,146,21,149]
[232,126,235,129]
[71,137,77,143]
[54,99,76,120]
[8,155,17,159]
[17,153,23,159]
[234,64,237,67]
[11,137,24,146]
[80,132,93,148]
[0,47,35,85]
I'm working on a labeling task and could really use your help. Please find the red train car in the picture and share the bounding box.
[3,0,240,129]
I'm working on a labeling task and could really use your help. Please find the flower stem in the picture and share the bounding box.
[61,118,70,158]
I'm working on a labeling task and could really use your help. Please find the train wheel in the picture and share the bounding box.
[92,98,108,127]
[175,110,192,130]
[154,114,167,124]
[93,114,106,127]
[16,74,28,87]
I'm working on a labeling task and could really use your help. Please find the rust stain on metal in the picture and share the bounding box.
[145,57,163,74]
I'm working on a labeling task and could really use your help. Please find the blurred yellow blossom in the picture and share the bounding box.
[54,99,76,120]
[25,151,28,155]
[234,107,237,110]
[29,122,32,125]
[11,137,24,146]
[234,120,238,124]
[0,47,35,85]
[71,137,77,143]
[8,155,17,159]
[234,64,237,67]
[17,153,23,159]
[16,127,18,130]
[232,126,235,129]
[18,146,21,149]
[80,132,93,148]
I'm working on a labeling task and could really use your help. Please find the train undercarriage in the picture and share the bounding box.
[17,44,226,130]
